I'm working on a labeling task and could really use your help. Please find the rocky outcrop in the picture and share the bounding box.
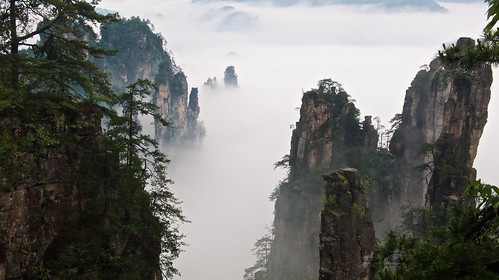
[268,91,331,280]
[289,90,333,173]
[223,65,238,87]
[320,168,375,280]
[97,17,204,146]
[186,88,204,142]
[268,81,378,280]
[389,37,492,218]
[266,38,493,280]
[154,61,205,146]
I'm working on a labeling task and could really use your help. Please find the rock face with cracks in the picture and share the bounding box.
[97,17,204,147]
[389,37,492,221]
[320,168,375,280]
[0,105,162,279]
[268,84,377,280]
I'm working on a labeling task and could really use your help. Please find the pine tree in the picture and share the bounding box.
[0,0,117,100]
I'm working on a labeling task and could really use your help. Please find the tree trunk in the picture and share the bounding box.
[9,0,19,90]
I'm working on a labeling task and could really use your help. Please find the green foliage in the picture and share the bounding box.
[263,78,396,280]
[104,79,185,279]
[155,59,175,85]
[97,16,170,91]
[0,3,185,278]
[269,179,286,201]
[24,125,60,149]
[464,180,499,241]
[372,182,499,279]
[388,113,402,134]
[350,203,362,214]
[398,206,447,239]
[315,79,350,117]
[274,154,290,170]
[439,0,499,70]
[244,232,273,280]
[32,261,51,280]
[323,194,338,213]
[0,0,118,102]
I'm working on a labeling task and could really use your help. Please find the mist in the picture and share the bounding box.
[98,0,498,279]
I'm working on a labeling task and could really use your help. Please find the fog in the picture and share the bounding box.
[99,1,498,279]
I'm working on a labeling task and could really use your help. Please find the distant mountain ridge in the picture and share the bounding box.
[192,0,481,11]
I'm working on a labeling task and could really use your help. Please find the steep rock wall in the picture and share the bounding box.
[268,82,377,280]
[97,17,204,146]
[154,62,204,146]
[0,104,162,279]
[389,37,492,219]
[320,168,375,280]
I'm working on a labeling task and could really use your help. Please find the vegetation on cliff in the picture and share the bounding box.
[372,182,499,279]
[256,31,497,278]
[0,1,185,279]
[245,79,395,280]
[94,16,204,146]
[95,16,172,92]
[371,3,499,278]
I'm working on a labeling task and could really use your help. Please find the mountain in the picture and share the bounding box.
[389,37,492,215]
[192,0,481,11]
[319,168,376,280]
[252,37,493,280]
[96,17,205,147]
[267,79,379,280]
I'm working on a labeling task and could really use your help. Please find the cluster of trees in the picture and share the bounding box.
[1,0,184,278]
[372,182,499,279]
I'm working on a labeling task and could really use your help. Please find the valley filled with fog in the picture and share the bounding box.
[98,1,499,279]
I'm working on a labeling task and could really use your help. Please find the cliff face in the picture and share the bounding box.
[320,168,375,280]
[389,38,492,216]
[154,61,204,146]
[0,103,162,279]
[97,17,204,146]
[0,106,102,279]
[268,81,377,280]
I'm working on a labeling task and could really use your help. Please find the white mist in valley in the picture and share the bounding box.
[98,1,498,279]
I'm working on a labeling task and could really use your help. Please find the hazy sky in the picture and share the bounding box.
[97,1,497,279]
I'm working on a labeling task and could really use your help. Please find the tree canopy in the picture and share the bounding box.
[372,181,499,279]
[0,0,118,100]
[439,0,499,69]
